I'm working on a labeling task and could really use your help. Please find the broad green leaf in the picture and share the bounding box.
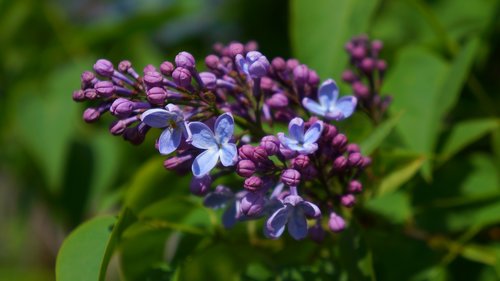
[439,119,499,164]
[337,222,376,281]
[410,266,448,281]
[290,0,380,78]
[56,216,115,281]
[377,156,425,196]
[360,112,402,155]
[446,200,500,232]
[365,191,412,223]
[460,244,497,266]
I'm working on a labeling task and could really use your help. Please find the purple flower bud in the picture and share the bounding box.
[341,70,357,84]
[123,123,148,145]
[199,72,217,90]
[110,98,134,118]
[143,64,156,73]
[229,42,244,57]
[240,192,265,217]
[160,61,174,76]
[252,146,268,163]
[293,64,309,85]
[84,89,98,100]
[347,152,363,167]
[291,155,310,170]
[271,57,286,72]
[332,155,347,171]
[244,176,263,191]
[93,59,114,77]
[309,221,325,243]
[175,52,195,69]
[346,144,360,153]
[353,82,370,99]
[279,144,297,160]
[172,67,192,88]
[147,87,167,105]
[341,194,356,207]
[118,60,131,72]
[351,46,366,60]
[190,174,212,196]
[259,135,280,156]
[328,212,346,233]
[72,90,85,102]
[360,58,375,73]
[245,41,258,52]
[308,70,320,86]
[371,40,383,53]
[348,180,363,193]
[377,59,387,72]
[238,145,255,160]
[109,120,127,135]
[205,55,219,69]
[164,154,193,171]
[361,156,372,168]
[83,107,101,123]
[260,77,275,91]
[236,160,255,178]
[81,71,96,87]
[94,81,115,98]
[281,169,301,186]
[286,59,299,70]
[266,93,288,108]
[245,51,270,79]
[322,124,338,141]
[144,71,163,88]
[332,133,348,152]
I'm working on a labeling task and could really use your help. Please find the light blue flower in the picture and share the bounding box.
[277,117,323,155]
[188,113,237,177]
[140,104,190,155]
[264,195,321,240]
[235,51,270,79]
[302,79,357,121]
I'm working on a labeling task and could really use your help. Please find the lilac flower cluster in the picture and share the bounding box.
[342,35,392,123]
[72,40,380,241]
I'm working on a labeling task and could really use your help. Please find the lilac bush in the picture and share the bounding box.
[72,39,388,241]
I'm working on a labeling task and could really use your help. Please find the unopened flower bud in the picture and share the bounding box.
[229,42,245,57]
[94,81,115,98]
[160,61,174,76]
[118,60,132,72]
[81,71,96,87]
[266,93,288,108]
[353,82,370,99]
[328,212,346,233]
[341,194,356,207]
[259,135,279,156]
[286,59,299,70]
[332,133,348,152]
[190,174,212,196]
[147,87,167,105]
[240,192,265,217]
[351,46,366,60]
[348,180,363,193]
[164,154,193,171]
[308,70,320,86]
[236,160,255,177]
[322,124,338,141]
[260,77,275,91]
[332,155,347,172]
[199,72,217,90]
[93,59,114,77]
[360,58,375,73]
[252,146,268,163]
[346,144,360,153]
[110,98,133,118]
[341,70,357,84]
[347,152,363,167]
[371,40,383,54]
[244,176,263,191]
[144,71,163,88]
[291,155,311,170]
[293,64,309,85]
[83,107,101,123]
[72,90,85,102]
[172,67,192,88]
[361,156,372,168]
[175,52,195,69]
[238,145,255,160]
[281,169,301,186]
[245,41,258,52]
[205,55,219,69]
[376,59,387,72]
[109,120,127,135]
[271,57,286,72]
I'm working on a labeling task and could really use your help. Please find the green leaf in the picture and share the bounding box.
[360,112,403,155]
[461,244,497,266]
[56,216,115,281]
[337,222,376,281]
[439,119,499,164]
[377,156,425,196]
[365,191,412,223]
[290,0,380,78]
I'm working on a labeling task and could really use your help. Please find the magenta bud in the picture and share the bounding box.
[346,144,360,153]
[72,90,85,101]
[172,67,192,88]
[371,40,383,53]
[81,71,96,86]
[160,61,174,76]
[118,60,132,72]
[236,159,256,178]
[279,144,297,160]
[348,180,363,193]
[360,58,375,73]
[347,152,363,167]
[175,52,195,69]
[147,87,167,105]
[286,59,299,70]
[266,93,288,108]
[199,72,217,90]
[143,64,156,73]
[240,192,265,217]
[190,174,212,196]
[376,60,387,72]
[110,98,133,118]
[361,156,372,168]
[341,194,356,207]
[84,89,98,100]
[351,46,366,60]
[291,155,311,170]
[144,71,163,87]
[271,57,286,72]
[229,42,244,57]
[244,176,263,191]
[341,70,357,83]
[260,77,275,91]
[238,145,255,160]
[245,41,258,52]
[259,135,280,156]
[93,59,114,77]
[332,133,348,152]
[328,212,346,233]
[94,81,115,98]
[332,155,347,171]
[205,55,219,69]
[281,169,301,186]
[252,146,268,163]
[83,107,101,123]
[293,64,309,85]
[163,154,193,171]
[308,70,320,85]
[109,120,128,135]
[322,124,338,141]
[352,82,370,99]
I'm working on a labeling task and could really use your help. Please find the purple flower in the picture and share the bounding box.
[264,194,321,240]
[278,117,323,155]
[188,113,237,177]
[235,51,270,79]
[140,104,189,155]
[203,185,244,228]
[302,79,357,121]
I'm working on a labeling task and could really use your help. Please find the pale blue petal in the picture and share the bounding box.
[203,186,234,208]
[191,148,219,177]
[318,79,339,109]
[299,143,318,155]
[265,206,290,239]
[299,201,321,218]
[220,143,237,167]
[302,98,326,116]
[214,113,234,144]
[140,108,173,128]
[278,133,298,147]
[303,120,323,144]
[158,127,182,155]
[222,200,238,228]
[332,96,357,120]
[188,122,217,149]
[288,117,305,142]
[288,207,308,240]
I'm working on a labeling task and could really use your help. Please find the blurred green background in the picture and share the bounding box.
[0,0,499,280]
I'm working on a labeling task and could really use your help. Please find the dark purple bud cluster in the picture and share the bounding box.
[343,35,392,123]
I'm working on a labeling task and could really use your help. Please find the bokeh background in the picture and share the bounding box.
[0,0,499,280]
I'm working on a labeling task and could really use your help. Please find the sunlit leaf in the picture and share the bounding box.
[360,112,402,155]
[377,156,425,196]
[365,191,412,224]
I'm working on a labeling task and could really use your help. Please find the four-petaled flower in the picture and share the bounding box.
[302,79,357,121]
[264,194,321,240]
[141,104,190,155]
[278,117,323,155]
[188,113,237,177]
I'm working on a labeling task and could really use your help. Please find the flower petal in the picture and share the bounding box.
[299,142,318,155]
[140,108,173,128]
[331,96,357,120]
[278,133,299,147]
[214,113,234,144]
[302,98,326,117]
[158,127,182,155]
[191,148,219,177]
[288,207,308,240]
[222,200,238,228]
[203,185,234,209]
[220,143,237,167]
[318,79,339,108]
[188,122,217,149]
[299,201,321,218]
[288,117,305,142]
[303,120,323,144]
[265,206,290,239]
